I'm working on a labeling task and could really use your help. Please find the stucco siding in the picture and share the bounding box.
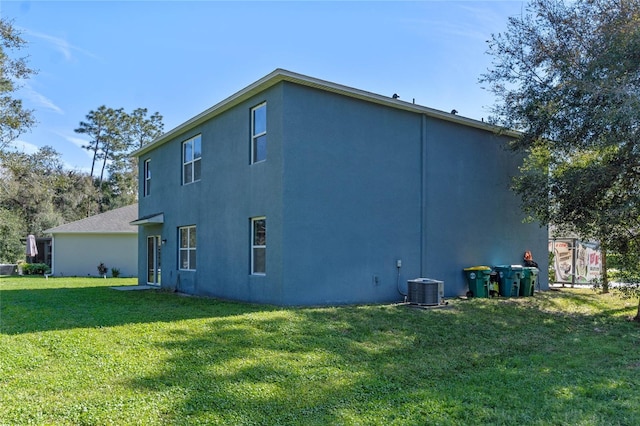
[281,82,423,304]
[51,233,137,277]
[422,118,548,295]
[135,71,548,305]
[137,84,286,303]
[280,83,547,303]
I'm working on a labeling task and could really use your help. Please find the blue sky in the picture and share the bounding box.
[1,1,525,171]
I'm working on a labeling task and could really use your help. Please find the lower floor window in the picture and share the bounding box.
[251,217,266,274]
[179,225,196,270]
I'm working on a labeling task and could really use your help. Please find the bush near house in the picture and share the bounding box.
[20,263,51,275]
[97,262,107,276]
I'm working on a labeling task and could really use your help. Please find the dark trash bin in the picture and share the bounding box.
[463,266,492,298]
[494,265,523,297]
[520,267,539,296]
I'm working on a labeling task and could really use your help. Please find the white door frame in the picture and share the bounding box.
[147,235,161,285]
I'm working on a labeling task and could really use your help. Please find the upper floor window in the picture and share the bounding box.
[251,103,266,163]
[183,135,201,185]
[179,225,197,270]
[251,217,266,275]
[143,159,151,197]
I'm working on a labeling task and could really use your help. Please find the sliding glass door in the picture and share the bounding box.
[147,235,161,285]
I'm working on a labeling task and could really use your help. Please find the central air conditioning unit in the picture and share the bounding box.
[407,278,444,306]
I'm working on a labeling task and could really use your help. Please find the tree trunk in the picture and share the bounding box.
[635,298,640,322]
[89,139,99,178]
[98,143,110,188]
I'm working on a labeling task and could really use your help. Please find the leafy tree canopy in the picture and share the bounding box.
[482,0,640,308]
[75,106,163,210]
[0,207,25,263]
[0,18,36,150]
[483,0,640,245]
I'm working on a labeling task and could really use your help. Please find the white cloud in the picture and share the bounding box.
[404,3,521,43]
[405,16,489,43]
[65,135,90,150]
[52,131,94,160]
[24,28,102,61]
[7,139,40,155]
[30,30,72,60]
[6,137,90,173]
[457,4,521,35]
[46,132,93,172]
[21,83,64,114]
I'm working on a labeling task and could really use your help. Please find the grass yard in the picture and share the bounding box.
[1,277,639,425]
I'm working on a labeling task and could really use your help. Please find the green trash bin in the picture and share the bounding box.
[494,265,523,297]
[520,267,539,296]
[463,266,492,298]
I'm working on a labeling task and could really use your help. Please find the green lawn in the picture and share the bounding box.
[1,276,639,425]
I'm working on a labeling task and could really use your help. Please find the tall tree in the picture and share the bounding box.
[0,18,36,150]
[482,0,640,307]
[128,108,164,149]
[96,107,127,188]
[75,105,127,183]
[106,108,163,207]
[76,106,164,209]
[75,105,109,178]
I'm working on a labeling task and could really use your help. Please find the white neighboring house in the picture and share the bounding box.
[44,204,138,277]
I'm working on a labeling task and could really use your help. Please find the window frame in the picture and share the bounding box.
[178,225,197,271]
[182,135,202,185]
[251,103,267,164]
[143,158,151,197]
[251,217,266,275]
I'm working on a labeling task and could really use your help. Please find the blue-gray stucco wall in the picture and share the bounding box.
[280,84,423,305]
[137,84,286,304]
[422,118,548,296]
[136,80,548,306]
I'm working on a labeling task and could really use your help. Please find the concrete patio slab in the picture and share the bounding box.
[111,285,156,291]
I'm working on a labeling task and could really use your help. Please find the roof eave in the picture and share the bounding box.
[132,69,518,158]
[45,231,138,235]
[132,69,288,158]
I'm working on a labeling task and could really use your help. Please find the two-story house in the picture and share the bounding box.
[131,69,548,306]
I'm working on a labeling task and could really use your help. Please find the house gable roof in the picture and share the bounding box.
[44,204,138,234]
[132,69,517,158]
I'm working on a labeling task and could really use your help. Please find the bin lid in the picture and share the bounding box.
[494,264,524,271]
[464,266,491,271]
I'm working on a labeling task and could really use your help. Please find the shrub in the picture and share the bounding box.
[97,262,107,276]
[22,263,51,276]
[111,268,120,278]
